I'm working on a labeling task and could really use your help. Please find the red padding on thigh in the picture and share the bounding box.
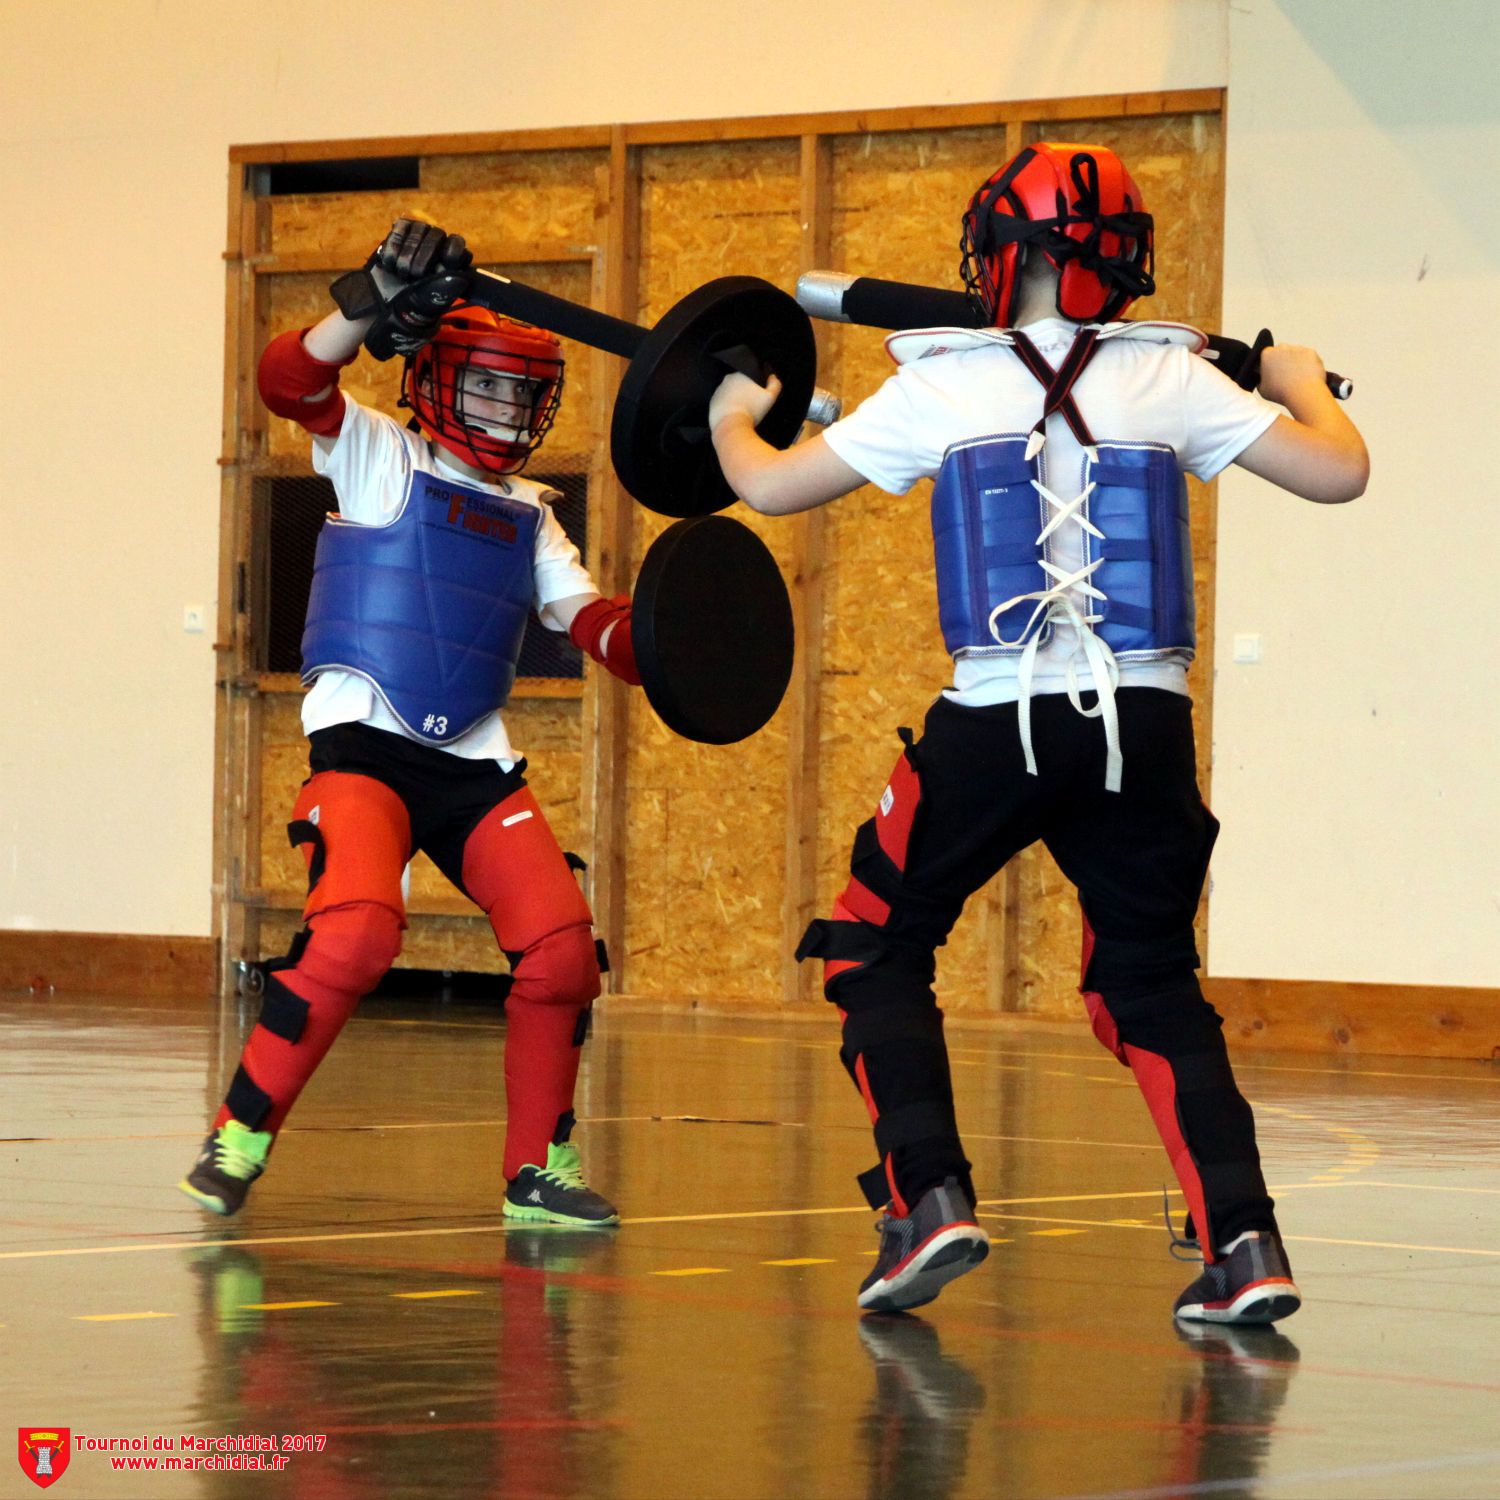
[292,772,410,925]
[875,752,922,870]
[839,877,891,927]
[461,788,592,952]
[1124,1043,1212,1262]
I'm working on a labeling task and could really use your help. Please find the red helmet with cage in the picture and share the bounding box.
[402,305,565,475]
[960,142,1155,327]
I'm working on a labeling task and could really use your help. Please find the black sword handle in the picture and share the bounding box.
[1205,329,1353,401]
[460,267,648,360]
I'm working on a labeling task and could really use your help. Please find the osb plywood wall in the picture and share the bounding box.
[228,101,1222,1011]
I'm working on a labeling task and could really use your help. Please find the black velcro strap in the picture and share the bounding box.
[551,1109,577,1146]
[287,820,327,893]
[257,974,309,1044]
[226,1065,273,1130]
[873,1100,960,1157]
[564,851,588,874]
[1010,327,1101,447]
[796,918,887,965]
[857,1162,892,1209]
[572,1006,592,1048]
[264,927,311,975]
[595,937,611,975]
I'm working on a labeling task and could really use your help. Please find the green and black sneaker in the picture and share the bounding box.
[504,1141,619,1228]
[178,1120,272,1217]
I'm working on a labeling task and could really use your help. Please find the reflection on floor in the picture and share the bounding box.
[3,991,1499,1499]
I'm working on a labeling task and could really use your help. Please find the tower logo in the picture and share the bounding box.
[18,1429,70,1488]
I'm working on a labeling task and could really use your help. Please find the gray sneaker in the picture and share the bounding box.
[857,1177,990,1313]
[1174,1230,1300,1324]
[503,1141,619,1227]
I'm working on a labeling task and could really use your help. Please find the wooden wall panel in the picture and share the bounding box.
[617,139,806,1002]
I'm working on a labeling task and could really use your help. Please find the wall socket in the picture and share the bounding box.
[183,606,206,634]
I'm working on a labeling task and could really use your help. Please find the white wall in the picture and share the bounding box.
[5,1,1492,989]
[1211,0,1500,984]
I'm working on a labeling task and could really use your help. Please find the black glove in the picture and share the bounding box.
[328,217,474,359]
[372,217,473,284]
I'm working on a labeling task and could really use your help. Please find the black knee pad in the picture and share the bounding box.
[1103,979,1226,1057]
[1083,926,1202,998]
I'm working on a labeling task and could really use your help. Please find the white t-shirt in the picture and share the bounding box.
[302,398,595,765]
[822,318,1279,706]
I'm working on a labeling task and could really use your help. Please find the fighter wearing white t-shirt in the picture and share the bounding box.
[181,218,639,1227]
[710,144,1367,1323]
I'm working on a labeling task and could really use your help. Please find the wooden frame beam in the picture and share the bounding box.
[781,133,834,1007]
[228,90,1223,165]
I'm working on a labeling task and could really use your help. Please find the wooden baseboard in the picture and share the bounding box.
[1203,976,1500,1061]
[0,931,219,1000]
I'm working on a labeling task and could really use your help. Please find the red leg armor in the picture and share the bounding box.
[460,787,601,1179]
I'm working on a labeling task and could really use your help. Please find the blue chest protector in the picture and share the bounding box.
[301,471,541,743]
[931,433,1195,661]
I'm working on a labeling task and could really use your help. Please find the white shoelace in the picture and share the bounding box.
[985,433,1124,792]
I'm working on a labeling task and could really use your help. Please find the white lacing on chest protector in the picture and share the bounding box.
[985,428,1123,792]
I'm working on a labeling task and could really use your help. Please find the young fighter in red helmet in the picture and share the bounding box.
[710,144,1367,1319]
[180,219,638,1224]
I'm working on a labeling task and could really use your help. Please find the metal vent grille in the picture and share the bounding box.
[262,472,588,680]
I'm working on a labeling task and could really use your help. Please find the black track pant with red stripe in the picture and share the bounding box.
[798,688,1276,1258]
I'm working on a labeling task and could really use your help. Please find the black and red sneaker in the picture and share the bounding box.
[1174,1230,1301,1325]
[857,1177,990,1313]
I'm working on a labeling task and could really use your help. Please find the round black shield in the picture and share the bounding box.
[611,277,817,518]
[631,515,795,745]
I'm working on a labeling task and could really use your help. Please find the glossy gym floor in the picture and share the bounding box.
[4,990,1499,1500]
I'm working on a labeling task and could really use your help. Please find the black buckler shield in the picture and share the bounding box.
[611,278,817,518]
[632,516,794,744]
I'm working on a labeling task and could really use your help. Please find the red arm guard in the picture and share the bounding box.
[568,595,640,685]
[256,329,355,436]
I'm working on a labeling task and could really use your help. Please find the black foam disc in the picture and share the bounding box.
[631,515,795,744]
[611,277,817,518]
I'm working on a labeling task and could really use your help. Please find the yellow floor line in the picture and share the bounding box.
[241,1300,337,1310]
[0,1178,1472,1264]
[391,1289,484,1300]
[651,1267,730,1277]
[762,1257,837,1266]
[74,1311,174,1322]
